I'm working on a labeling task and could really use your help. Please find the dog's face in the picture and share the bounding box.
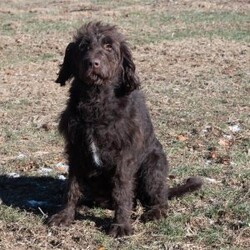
[56,22,140,94]
[76,25,122,85]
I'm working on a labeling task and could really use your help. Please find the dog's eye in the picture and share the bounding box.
[104,44,112,51]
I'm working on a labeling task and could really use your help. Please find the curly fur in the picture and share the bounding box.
[48,22,202,237]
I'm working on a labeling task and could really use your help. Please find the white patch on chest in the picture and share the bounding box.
[90,140,102,167]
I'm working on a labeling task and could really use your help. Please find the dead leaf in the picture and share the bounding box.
[204,177,222,184]
[176,134,188,142]
[97,247,105,250]
[218,138,232,148]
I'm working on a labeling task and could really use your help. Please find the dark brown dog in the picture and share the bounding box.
[48,22,202,237]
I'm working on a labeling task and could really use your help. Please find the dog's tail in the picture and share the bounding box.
[168,176,203,200]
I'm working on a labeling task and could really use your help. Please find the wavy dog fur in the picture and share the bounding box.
[48,22,202,237]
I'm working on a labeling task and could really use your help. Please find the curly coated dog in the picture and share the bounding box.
[48,22,202,237]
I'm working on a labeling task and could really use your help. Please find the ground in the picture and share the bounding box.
[0,0,249,249]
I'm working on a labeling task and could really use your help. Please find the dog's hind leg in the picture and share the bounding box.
[137,144,169,221]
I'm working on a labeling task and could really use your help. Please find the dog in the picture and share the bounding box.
[48,22,202,237]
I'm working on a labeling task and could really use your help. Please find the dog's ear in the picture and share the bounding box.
[55,42,76,86]
[119,42,140,94]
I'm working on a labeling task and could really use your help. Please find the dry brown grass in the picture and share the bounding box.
[0,0,249,249]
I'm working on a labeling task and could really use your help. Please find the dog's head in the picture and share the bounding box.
[56,22,140,94]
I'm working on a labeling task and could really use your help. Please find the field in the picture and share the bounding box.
[0,0,249,249]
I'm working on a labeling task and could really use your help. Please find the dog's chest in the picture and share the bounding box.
[86,128,117,168]
[89,139,102,167]
[87,130,105,167]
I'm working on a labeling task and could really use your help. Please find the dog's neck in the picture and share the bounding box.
[69,79,123,124]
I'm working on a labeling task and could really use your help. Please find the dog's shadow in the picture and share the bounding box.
[0,175,112,232]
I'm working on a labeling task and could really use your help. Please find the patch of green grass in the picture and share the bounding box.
[158,215,188,240]
[176,11,250,42]
[228,202,250,222]
[0,50,56,70]
[89,0,153,7]
[0,120,61,159]
[182,11,249,24]
[0,205,33,223]
[0,12,34,33]
[1,22,16,35]
[40,53,55,60]
[121,10,250,44]
[171,164,221,178]
[22,19,75,34]
[197,226,227,246]
[0,99,32,110]
[170,28,250,42]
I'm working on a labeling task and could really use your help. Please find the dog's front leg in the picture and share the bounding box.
[48,169,82,226]
[109,158,135,237]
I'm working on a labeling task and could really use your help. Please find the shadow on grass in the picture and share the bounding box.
[0,175,66,215]
[0,175,112,232]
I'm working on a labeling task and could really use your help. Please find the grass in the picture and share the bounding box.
[117,10,250,43]
[0,0,250,249]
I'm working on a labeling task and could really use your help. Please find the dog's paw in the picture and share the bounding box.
[47,209,74,227]
[141,206,168,222]
[108,223,132,238]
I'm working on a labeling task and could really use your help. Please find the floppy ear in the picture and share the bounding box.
[119,42,140,94]
[55,42,76,86]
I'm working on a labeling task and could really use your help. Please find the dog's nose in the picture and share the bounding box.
[89,59,100,68]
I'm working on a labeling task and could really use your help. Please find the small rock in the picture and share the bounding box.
[7,172,20,178]
[38,167,53,174]
[16,153,27,160]
[58,175,67,180]
[205,160,212,165]
[223,134,233,140]
[229,124,241,133]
